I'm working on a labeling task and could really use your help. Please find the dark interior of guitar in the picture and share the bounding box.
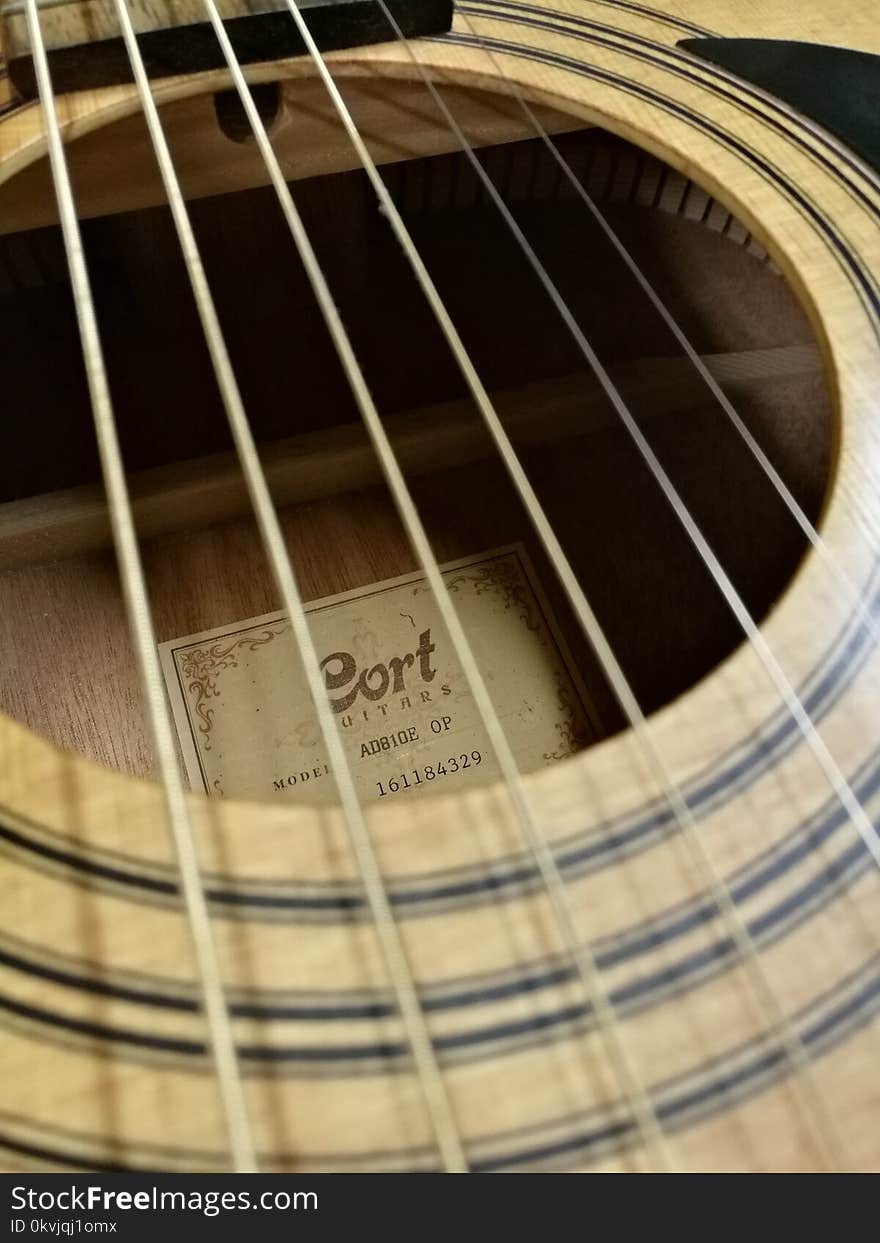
[0,120,831,783]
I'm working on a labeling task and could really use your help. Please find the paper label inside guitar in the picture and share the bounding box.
[159,545,596,803]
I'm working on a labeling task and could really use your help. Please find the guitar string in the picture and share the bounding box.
[107,0,468,1175]
[450,14,880,565]
[198,0,674,1174]
[366,5,880,876]
[275,0,854,1169]
[453,6,880,981]
[354,49,880,1178]
[372,1,880,872]
[458,12,880,646]
[20,0,257,1174]
[369,0,880,1164]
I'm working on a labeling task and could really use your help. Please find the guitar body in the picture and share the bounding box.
[0,0,878,1172]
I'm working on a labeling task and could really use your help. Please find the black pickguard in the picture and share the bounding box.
[679,38,880,176]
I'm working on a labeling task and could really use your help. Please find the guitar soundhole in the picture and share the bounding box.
[0,107,832,800]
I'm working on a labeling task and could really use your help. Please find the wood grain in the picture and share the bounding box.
[0,344,822,569]
[0,0,878,1174]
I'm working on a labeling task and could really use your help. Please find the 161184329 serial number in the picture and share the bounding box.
[376,751,482,797]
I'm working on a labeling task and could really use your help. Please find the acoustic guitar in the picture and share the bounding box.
[0,0,877,1173]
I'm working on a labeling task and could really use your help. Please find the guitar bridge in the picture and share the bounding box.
[0,0,452,98]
